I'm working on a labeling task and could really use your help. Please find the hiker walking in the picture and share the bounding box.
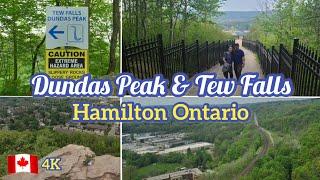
[222,46,234,79]
[233,43,245,80]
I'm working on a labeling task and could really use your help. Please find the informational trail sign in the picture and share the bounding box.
[45,49,88,79]
[46,7,88,49]
[45,6,89,79]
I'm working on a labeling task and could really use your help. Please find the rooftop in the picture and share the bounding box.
[145,168,202,180]
[157,142,213,155]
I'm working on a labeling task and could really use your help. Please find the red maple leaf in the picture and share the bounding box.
[17,157,28,167]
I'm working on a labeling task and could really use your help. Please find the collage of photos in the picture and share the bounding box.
[0,0,319,180]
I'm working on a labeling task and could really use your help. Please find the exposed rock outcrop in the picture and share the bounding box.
[3,144,120,180]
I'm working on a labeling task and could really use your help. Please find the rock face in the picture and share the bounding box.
[3,144,120,180]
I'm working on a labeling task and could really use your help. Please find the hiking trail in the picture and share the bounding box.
[237,113,274,178]
[187,39,264,96]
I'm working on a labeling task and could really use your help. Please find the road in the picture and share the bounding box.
[237,113,273,178]
[187,39,264,96]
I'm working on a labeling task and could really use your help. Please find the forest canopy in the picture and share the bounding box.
[123,99,320,179]
[122,0,232,44]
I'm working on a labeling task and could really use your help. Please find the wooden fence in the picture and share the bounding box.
[243,39,320,96]
[123,34,234,80]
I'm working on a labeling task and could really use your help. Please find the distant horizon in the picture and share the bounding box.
[219,0,275,12]
[218,10,270,12]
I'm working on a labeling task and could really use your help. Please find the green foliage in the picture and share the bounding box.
[123,0,231,44]
[0,128,120,175]
[243,99,320,179]
[0,97,120,176]
[247,0,320,51]
[250,99,320,133]
[124,122,262,179]
[123,149,211,169]
[183,21,233,44]
[0,0,118,95]
[124,99,320,179]
[123,148,213,179]
[0,97,112,130]
[201,125,262,179]
[124,163,183,180]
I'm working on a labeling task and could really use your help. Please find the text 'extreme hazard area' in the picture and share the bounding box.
[46,49,88,79]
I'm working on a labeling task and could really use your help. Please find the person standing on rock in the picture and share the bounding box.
[233,43,245,80]
[222,46,234,79]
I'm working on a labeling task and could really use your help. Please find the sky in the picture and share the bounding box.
[219,0,274,11]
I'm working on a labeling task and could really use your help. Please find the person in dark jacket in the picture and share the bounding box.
[222,46,234,79]
[233,43,245,80]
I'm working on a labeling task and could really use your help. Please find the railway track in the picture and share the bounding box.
[236,114,273,178]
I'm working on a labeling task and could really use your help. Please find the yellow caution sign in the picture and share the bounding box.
[46,49,88,79]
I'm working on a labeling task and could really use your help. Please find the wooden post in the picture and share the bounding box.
[157,34,166,75]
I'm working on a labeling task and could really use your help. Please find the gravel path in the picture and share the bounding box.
[186,39,264,96]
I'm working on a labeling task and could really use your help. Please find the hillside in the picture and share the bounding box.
[242,99,320,179]
[123,99,320,179]
[215,11,262,34]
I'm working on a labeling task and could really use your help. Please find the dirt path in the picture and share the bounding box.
[187,39,264,96]
[254,113,274,146]
[237,114,273,178]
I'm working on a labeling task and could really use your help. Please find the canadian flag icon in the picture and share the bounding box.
[7,154,38,174]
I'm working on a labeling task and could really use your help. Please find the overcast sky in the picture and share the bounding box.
[219,0,275,11]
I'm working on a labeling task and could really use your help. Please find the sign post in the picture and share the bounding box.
[45,7,89,78]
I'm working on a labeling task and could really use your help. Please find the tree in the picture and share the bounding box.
[0,0,43,89]
[122,0,230,43]
[0,0,117,95]
[108,0,120,74]
[247,0,320,51]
